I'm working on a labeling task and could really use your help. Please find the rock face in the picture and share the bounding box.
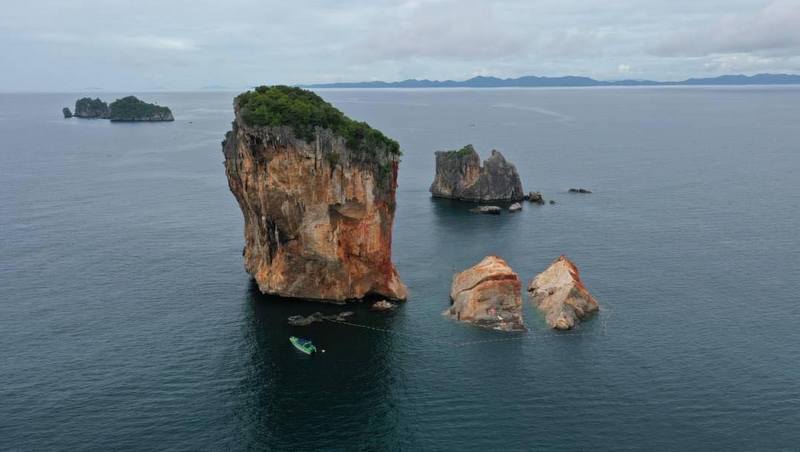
[109,96,174,122]
[62,107,73,118]
[430,145,524,202]
[527,256,599,330]
[223,86,407,303]
[74,97,109,118]
[444,256,524,331]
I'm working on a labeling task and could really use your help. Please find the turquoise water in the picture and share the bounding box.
[2,88,799,450]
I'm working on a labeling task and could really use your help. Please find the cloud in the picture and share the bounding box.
[29,31,197,51]
[531,28,616,58]
[357,0,527,62]
[114,36,197,51]
[653,0,800,57]
[31,32,79,43]
[701,53,800,73]
[2,0,800,90]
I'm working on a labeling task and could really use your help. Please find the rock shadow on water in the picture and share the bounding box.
[236,280,402,450]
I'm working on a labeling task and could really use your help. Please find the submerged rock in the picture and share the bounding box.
[508,202,522,212]
[288,311,354,326]
[525,191,545,204]
[527,256,599,330]
[62,107,73,118]
[429,145,524,202]
[569,188,592,194]
[470,205,502,215]
[223,86,407,303]
[444,256,525,331]
[371,300,396,311]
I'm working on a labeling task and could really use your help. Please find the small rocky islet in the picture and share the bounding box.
[429,144,525,202]
[444,256,525,332]
[445,255,599,331]
[428,144,582,212]
[63,96,174,122]
[528,255,599,330]
[218,85,601,333]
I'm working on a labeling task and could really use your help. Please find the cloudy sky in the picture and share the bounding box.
[2,0,799,91]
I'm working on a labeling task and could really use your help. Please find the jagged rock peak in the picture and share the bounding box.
[429,144,524,202]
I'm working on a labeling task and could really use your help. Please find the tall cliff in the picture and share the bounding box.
[429,145,524,202]
[223,86,407,302]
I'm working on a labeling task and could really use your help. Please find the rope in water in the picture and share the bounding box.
[323,318,428,339]
[323,302,615,347]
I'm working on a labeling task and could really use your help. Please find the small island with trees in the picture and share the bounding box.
[63,96,173,122]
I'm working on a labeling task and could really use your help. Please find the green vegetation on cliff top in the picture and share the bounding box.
[454,144,476,157]
[236,85,401,156]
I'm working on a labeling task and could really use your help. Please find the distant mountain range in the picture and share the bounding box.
[304,73,800,89]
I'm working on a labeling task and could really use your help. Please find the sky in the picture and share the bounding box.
[2,0,799,91]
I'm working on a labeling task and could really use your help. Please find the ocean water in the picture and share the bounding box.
[1,87,799,451]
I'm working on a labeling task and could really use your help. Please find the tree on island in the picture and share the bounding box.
[108,96,174,122]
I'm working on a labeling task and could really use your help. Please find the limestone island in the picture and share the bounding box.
[65,96,173,122]
[222,85,407,303]
[430,144,524,202]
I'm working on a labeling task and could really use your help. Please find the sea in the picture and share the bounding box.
[1,87,799,451]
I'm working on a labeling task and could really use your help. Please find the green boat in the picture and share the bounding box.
[289,336,317,355]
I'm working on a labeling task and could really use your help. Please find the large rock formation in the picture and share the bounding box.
[74,97,109,118]
[62,107,73,118]
[429,145,524,202]
[223,86,407,302]
[527,256,599,330]
[444,256,524,331]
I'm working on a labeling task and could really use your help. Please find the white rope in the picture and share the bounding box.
[322,304,614,347]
